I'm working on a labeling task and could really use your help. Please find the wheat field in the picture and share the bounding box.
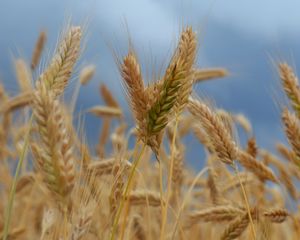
[0,24,299,240]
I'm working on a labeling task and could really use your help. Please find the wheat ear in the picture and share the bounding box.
[131,215,146,240]
[193,68,228,83]
[147,28,197,136]
[173,27,197,115]
[121,52,147,138]
[31,30,47,70]
[79,65,95,85]
[187,205,244,226]
[282,108,300,166]
[126,190,162,207]
[33,82,75,202]
[220,209,257,240]
[237,150,278,183]
[188,97,237,165]
[263,208,289,223]
[38,26,81,96]
[15,59,32,92]
[278,63,300,117]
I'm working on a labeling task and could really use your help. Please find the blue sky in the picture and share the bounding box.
[1,0,300,168]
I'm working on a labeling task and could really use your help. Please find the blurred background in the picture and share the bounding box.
[1,0,300,169]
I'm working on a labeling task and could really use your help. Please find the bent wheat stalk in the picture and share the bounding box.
[110,142,147,240]
[2,117,33,240]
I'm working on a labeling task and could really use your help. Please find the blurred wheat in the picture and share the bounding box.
[0,24,298,240]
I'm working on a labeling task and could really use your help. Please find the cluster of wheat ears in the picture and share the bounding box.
[0,24,300,240]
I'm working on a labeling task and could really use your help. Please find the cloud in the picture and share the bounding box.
[156,0,300,38]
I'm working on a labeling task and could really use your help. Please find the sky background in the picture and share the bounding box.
[1,0,300,169]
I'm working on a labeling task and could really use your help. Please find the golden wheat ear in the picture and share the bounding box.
[32,83,75,205]
[193,68,228,83]
[220,209,258,240]
[37,26,82,97]
[147,27,197,135]
[79,65,95,85]
[278,63,300,117]
[15,59,33,92]
[188,97,237,165]
[262,151,297,200]
[173,27,197,115]
[31,30,47,71]
[100,84,120,108]
[263,208,289,223]
[120,52,148,139]
[187,205,244,226]
[282,108,300,164]
[237,150,278,183]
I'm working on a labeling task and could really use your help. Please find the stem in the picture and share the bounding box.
[64,206,68,239]
[159,160,164,218]
[3,116,33,240]
[119,197,131,240]
[233,162,256,240]
[160,118,178,240]
[171,167,209,239]
[110,142,147,240]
